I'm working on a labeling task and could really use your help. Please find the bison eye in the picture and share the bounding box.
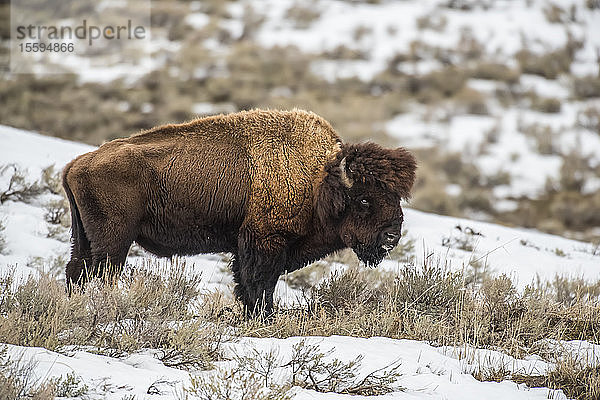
[359,198,370,207]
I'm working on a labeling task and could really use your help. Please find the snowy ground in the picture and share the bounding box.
[237,0,600,199]
[14,0,600,203]
[6,335,585,400]
[1,125,600,399]
[4,1,600,397]
[233,0,600,80]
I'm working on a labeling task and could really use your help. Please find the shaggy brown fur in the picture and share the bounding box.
[63,109,416,315]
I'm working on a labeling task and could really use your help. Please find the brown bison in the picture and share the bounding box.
[63,109,416,315]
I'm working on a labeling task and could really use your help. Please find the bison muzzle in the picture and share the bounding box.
[63,109,416,316]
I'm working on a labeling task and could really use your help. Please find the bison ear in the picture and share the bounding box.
[389,146,417,200]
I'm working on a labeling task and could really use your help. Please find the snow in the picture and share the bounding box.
[1,124,599,398]
[5,1,600,397]
[252,0,600,82]
[4,336,569,400]
[243,0,600,202]
[387,100,600,199]
[519,75,570,100]
[185,13,210,30]
[0,125,94,172]
[4,344,190,399]
[14,0,600,207]
[398,208,600,289]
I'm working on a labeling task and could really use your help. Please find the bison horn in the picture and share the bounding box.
[339,157,353,188]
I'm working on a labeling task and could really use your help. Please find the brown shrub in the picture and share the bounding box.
[577,106,600,134]
[519,122,559,155]
[550,191,600,231]
[457,188,493,213]
[587,0,600,10]
[0,262,226,369]
[469,62,521,85]
[516,48,573,79]
[453,87,489,115]
[322,45,369,60]
[150,1,189,41]
[543,3,568,23]
[530,95,562,114]
[413,66,468,100]
[285,2,320,29]
[416,13,447,32]
[457,27,485,61]
[512,355,600,400]
[573,75,600,99]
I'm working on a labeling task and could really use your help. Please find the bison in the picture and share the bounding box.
[63,109,416,315]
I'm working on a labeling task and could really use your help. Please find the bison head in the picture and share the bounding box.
[317,143,417,266]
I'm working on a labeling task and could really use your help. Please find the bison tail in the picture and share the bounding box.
[62,162,91,268]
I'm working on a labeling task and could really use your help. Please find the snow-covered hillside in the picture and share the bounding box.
[1,125,599,399]
[4,0,600,248]
[7,335,591,400]
[248,0,600,201]
[17,0,600,204]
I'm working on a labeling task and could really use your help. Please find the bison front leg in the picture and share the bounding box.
[234,228,285,318]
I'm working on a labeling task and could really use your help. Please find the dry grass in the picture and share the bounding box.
[529,95,562,114]
[519,121,559,155]
[578,105,600,134]
[543,3,568,23]
[516,37,581,80]
[453,87,489,115]
[0,251,599,397]
[0,261,227,370]
[0,218,6,255]
[469,62,520,85]
[231,259,600,360]
[416,12,447,32]
[285,2,320,29]
[573,75,600,99]
[508,355,600,400]
[187,368,292,400]
[0,346,56,400]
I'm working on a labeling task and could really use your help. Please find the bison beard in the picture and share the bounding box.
[353,243,388,267]
[62,109,416,317]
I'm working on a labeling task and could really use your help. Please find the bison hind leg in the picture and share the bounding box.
[66,254,90,295]
[78,213,139,289]
[89,236,135,286]
[64,177,92,294]
[66,244,130,294]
